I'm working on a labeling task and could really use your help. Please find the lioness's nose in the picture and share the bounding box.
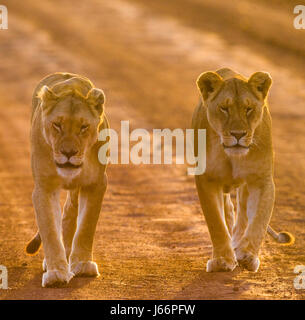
[230,131,246,141]
[61,149,77,159]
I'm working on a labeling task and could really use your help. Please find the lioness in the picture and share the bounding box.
[192,68,293,272]
[26,72,109,287]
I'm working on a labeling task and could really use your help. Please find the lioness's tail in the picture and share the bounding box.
[25,232,41,255]
[267,225,295,245]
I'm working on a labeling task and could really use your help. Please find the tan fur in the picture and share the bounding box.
[193,68,280,272]
[29,72,109,287]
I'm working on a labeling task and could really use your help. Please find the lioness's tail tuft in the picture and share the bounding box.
[25,232,42,255]
[267,226,295,246]
[276,231,295,246]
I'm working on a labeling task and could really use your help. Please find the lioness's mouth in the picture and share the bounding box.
[55,162,83,169]
[223,144,249,149]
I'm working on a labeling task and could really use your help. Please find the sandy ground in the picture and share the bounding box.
[0,0,304,299]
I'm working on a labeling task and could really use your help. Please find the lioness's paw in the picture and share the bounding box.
[206,256,237,272]
[235,248,260,272]
[42,269,74,288]
[70,261,100,277]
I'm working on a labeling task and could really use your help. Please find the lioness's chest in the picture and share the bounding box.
[206,152,247,188]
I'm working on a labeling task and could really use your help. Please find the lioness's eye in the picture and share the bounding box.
[220,106,228,114]
[52,122,62,132]
[246,107,253,115]
[80,124,89,133]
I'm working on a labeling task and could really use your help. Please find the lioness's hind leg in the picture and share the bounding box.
[62,189,79,260]
[224,194,234,237]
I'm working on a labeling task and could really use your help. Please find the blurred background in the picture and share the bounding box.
[0,0,304,299]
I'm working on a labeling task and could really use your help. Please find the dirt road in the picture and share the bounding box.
[0,0,304,299]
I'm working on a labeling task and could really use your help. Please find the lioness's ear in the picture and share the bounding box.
[248,72,272,100]
[86,88,105,115]
[197,72,223,100]
[37,85,58,102]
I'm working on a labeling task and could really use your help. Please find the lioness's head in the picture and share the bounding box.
[38,84,105,178]
[197,69,272,156]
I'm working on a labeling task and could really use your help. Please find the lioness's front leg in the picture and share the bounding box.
[235,178,275,272]
[224,194,234,237]
[196,175,237,272]
[62,189,79,260]
[33,186,74,287]
[232,184,249,249]
[69,175,107,277]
